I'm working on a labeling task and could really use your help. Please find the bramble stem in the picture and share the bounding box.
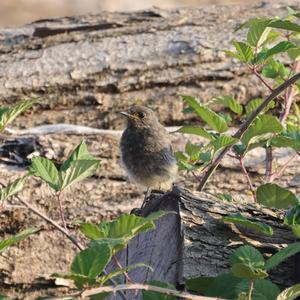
[81,283,218,299]
[197,72,300,191]
[248,279,254,300]
[15,195,84,250]
[238,157,256,202]
[113,254,134,283]
[56,192,67,230]
[265,146,273,182]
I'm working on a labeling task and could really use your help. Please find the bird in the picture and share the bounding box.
[120,105,177,196]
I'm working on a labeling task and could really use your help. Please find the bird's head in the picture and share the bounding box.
[120,105,158,129]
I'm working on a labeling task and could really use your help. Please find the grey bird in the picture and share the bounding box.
[120,105,177,193]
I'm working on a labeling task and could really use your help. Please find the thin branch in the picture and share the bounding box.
[81,283,220,299]
[238,157,256,202]
[248,279,254,300]
[56,192,67,230]
[15,195,84,251]
[112,254,134,283]
[251,67,273,92]
[280,60,300,123]
[197,72,300,191]
[269,152,299,182]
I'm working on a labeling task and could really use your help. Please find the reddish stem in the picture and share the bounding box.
[238,157,257,202]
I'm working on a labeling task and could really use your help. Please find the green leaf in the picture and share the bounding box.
[257,183,298,209]
[277,284,300,300]
[245,99,275,116]
[70,243,112,288]
[175,126,214,140]
[86,211,169,252]
[0,228,39,252]
[265,242,300,270]
[267,19,300,32]
[225,41,254,62]
[98,263,152,285]
[143,280,176,300]
[270,135,300,150]
[231,263,268,279]
[185,143,201,161]
[236,279,280,300]
[257,41,297,63]
[182,95,228,133]
[230,245,265,268]
[213,96,243,115]
[205,273,243,298]
[0,176,27,201]
[211,135,238,152]
[30,157,59,191]
[284,204,300,228]
[223,214,273,236]
[186,276,214,294]
[60,141,96,172]
[241,115,283,146]
[59,160,100,190]
[288,47,300,61]
[262,59,289,79]
[247,19,271,48]
[0,98,39,131]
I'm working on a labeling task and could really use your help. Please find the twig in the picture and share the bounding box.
[81,283,220,299]
[280,60,300,123]
[238,157,256,202]
[269,152,299,182]
[251,67,273,92]
[197,72,300,191]
[248,279,254,300]
[113,254,134,283]
[56,192,67,230]
[15,195,84,250]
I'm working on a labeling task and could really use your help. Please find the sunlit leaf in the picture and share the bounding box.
[30,157,59,191]
[247,19,271,48]
[175,126,214,140]
[245,99,275,116]
[241,115,283,146]
[0,176,27,201]
[211,135,238,152]
[231,263,268,279]
[277,284,300,300]
[213,96,243,115]
[267,19,300,32]
[225,41,254,62]
[59,160,100,190]
[182,95,228,133]
[0,98,39,131]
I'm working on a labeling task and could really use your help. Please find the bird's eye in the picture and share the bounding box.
[138,112,145,118]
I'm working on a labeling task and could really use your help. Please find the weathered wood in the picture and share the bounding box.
[105,187,294,299]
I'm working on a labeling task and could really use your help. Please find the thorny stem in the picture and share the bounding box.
[238,157,256,202]
[113,254,134,284]
[251,66,273,92]
[56,191,67,230]
[81,283,218,299]
[15,195,84,250]
[248,279,254,300]
[197,72,300,191]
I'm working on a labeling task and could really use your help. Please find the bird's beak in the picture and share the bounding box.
[120,112,137,120]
